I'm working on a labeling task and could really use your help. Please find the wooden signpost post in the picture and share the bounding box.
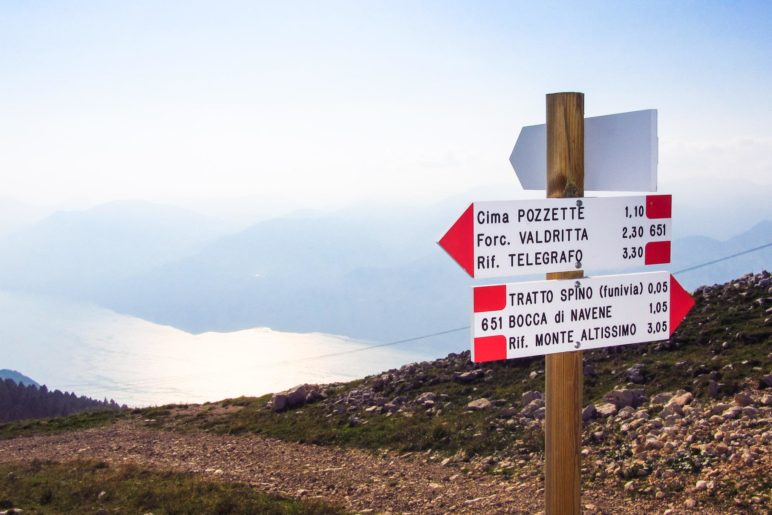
[439,92,695,514]
[544,92,584,514]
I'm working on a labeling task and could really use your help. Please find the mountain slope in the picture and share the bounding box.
[94,213,770,346]
[0,201,229,300]
[0,370,38,387]
[96,209,470,346]
[673,220,772,289]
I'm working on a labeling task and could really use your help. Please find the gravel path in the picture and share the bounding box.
[0,419,736,514]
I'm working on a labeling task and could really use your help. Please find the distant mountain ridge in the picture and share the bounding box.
[0,369,38,387]
[0,200,230,300]
[0,197,768,350]
[673,220,771,289]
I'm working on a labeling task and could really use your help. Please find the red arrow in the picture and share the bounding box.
[669,274,695,336]
[438,204,474,277]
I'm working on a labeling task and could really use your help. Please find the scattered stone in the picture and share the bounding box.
[270,384,322,412]
[467,398,492,411]
[708,379,720,398]
[650,392,674,405]
[734,392,753,406]
[742,406,758,417]
[668,391,694,407]
[625,363,646,384]
[270,393,288,412]
[521,390,543,404]
[497,407,518,419]
[761,373,772,388]
[582,404,596,422]
[605,388,645,409]
[520,398,545,418]
[416,392,436,404]
[644,438,663,451]
[455,370,484,383]
[595,402,618,417]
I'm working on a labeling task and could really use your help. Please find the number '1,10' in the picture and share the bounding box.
[625,205,644,218]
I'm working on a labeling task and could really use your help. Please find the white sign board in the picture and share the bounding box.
[471,271,694,362]
[439,195,672,279]
[510,109,658,192]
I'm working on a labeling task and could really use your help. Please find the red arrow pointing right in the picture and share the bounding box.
[438,204,474,277]
[669,274,695,336]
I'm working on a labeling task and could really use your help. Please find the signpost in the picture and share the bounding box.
[510,109,658,192]
[437,92,694,514]
[543,92,585,515]
[471,271,694,362]
[439,195,672,278]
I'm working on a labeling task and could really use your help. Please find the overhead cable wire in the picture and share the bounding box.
[673,242,771,275]
[286,240,772,360]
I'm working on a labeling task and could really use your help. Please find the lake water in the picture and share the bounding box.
[0,290,427,407]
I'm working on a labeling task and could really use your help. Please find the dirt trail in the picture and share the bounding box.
[0,420,722,514]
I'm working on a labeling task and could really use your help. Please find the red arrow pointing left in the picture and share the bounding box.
[438,204,474,277]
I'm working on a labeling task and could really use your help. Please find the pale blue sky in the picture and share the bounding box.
[1,1,770,209]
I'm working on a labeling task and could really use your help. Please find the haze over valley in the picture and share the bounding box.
[0,181,769,404]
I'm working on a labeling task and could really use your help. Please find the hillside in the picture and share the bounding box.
[82,216,772,349]
[0,271,769,513]
[0,200,228,300]
[0,370,38,387]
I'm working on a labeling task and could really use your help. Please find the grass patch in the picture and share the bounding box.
[0,460,344,514]
[0,409,126,441]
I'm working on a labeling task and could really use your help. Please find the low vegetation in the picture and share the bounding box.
[0,409,126,441]
[0,460,344,514]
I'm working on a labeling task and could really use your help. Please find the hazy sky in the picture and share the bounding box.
[1,1,771,209]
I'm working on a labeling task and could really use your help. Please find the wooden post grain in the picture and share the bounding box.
[545,92,584,515]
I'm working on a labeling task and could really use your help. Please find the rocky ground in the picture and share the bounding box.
[263,381,771,512]
[1,397,767,515]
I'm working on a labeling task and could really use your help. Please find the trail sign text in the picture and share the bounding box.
[439,195,672,278]
[472,271,694,363]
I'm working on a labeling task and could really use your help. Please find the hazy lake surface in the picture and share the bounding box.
[0,290,426,407]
